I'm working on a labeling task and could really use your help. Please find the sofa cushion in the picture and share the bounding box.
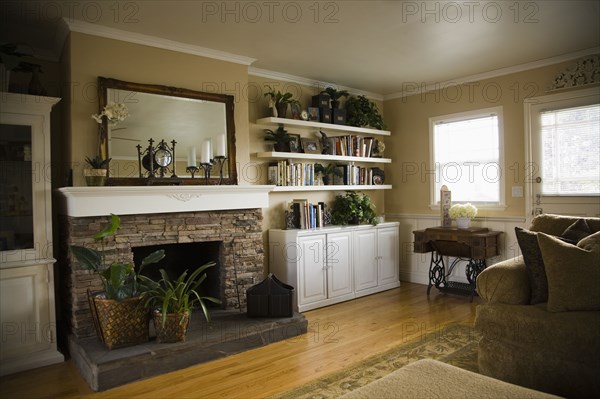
[529,214,600,235]
[560,218,593,243]
[515,227,548,304]
[475,302,600,365]
[537,232,600,312]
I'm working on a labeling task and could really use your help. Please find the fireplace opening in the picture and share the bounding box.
[132,241,223,307]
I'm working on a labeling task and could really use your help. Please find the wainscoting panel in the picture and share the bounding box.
[386,214,527,286]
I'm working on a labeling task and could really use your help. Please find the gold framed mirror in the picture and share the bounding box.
[97,77,237,185]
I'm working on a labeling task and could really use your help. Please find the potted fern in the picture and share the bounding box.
[264,126,293,152]
[70,214,165,349]
[139,263,221,343]
[83,155,111,186]
[320,87,349,109]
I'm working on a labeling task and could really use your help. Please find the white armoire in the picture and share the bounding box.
[0,92,64,375]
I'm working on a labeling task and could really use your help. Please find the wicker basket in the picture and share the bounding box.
[152,310,190,343]
[88,292,149,350]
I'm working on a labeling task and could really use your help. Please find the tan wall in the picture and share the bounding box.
[66,32,250,186]
[383,60,575,218]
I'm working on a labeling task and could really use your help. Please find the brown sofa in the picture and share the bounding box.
[475,214,600,399]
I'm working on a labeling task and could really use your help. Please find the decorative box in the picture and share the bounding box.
[312,94,330,108]
[333,109,347,125]
[320,107,332,123]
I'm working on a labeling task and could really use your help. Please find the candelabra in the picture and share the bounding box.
[186,156,228,185]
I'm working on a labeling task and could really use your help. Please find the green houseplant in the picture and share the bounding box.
[139,263,221,343]
[70,214,165,349]
[345,95,386,130]
[331,191,378,225]
[264,126,293,152]
[320,87,349,109]
[264,85,301,118]
[83,155,112,186]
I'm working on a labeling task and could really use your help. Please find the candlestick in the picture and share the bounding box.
[186,165,199,178]
[215,134,227,157]
[200,139,212,164]
[187,146,197,167]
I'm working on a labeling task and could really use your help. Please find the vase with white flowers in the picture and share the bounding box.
[84,102,129,186]
[449,203,477,229]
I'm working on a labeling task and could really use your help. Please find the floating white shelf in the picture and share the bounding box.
[256,117,391,136]
[271,185,392,192]
[255,151,392,164]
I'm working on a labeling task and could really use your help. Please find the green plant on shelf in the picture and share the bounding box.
[331,191,377,225]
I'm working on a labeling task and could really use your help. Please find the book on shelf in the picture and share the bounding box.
[289,199,326,229]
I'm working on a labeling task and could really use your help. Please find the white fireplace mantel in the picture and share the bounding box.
[57,185,275,217]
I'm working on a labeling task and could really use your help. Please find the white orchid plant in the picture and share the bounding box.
[92,102,129,127]
[449,203,478,219]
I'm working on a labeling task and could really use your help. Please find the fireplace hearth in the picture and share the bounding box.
[69,309,307,391]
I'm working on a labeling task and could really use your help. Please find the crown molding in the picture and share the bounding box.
[248,67,384,101]
[384,47,600,100]
[63,18,256,66]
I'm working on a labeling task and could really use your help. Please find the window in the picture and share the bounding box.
[430,107,504,207]
[540,104,599,195]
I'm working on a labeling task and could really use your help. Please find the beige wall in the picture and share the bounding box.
[383,60,576,218]
[66,32,250,186]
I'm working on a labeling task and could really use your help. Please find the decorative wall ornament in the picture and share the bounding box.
[167,193,201,202]
[547,55,599,91]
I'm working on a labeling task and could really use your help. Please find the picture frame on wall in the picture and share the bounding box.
[300,138,321,154]
[289,134,302,152]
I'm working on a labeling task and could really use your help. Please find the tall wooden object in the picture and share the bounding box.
[0,92,64,375]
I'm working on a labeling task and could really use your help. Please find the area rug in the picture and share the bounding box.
[270,323,480,399]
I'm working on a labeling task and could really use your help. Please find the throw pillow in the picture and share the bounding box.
[515,227,548,304]
[560,218,592,244]
[577,230,600,251]
[537,232,600,312]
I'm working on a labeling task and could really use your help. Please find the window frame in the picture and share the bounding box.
[428,106,506,210]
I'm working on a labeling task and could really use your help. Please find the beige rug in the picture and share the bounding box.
[270,323,480,399]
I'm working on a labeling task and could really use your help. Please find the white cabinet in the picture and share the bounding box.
[354,226,400,298]
[269,223,399,312]
[0,92,63,376]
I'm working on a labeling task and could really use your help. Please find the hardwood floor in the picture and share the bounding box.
[0,282,481,399]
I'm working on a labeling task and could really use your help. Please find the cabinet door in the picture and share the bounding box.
[297,235,327,306]
[353,229,378,292]
[326,232,353,299]
[0,264,53,361]
[378,227,400,286]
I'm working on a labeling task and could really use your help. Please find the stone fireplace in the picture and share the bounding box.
[58,186,274,339]
[57,186,308,391]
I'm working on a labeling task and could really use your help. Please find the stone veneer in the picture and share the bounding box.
[60,209,264,339]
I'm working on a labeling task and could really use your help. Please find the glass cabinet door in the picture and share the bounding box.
[0,110,49,266]
[0,124,34,252]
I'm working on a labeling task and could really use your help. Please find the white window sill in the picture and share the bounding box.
[429,204,508,212]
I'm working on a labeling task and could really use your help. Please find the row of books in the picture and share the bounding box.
[289,199,326,229]
[268,161,316,186]
[268,161,383,187]
[327,135,380,158]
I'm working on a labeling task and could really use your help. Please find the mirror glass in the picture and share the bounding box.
[98,77,237,185]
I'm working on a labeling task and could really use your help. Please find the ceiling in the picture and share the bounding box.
[2,1,599,97]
